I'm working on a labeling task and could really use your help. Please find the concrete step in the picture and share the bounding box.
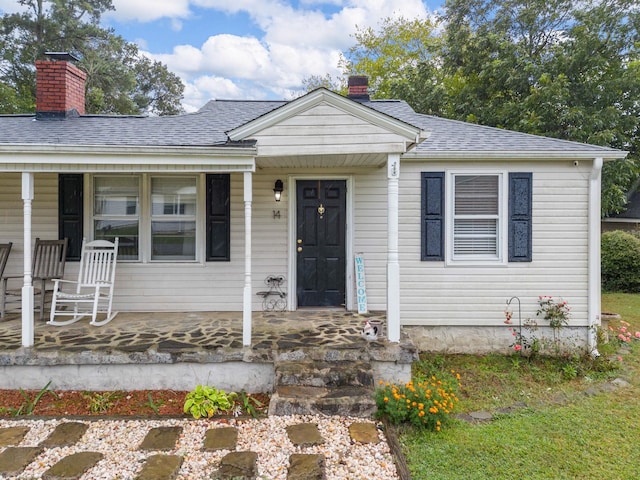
[275,360,374,388]
[268,385,377,417]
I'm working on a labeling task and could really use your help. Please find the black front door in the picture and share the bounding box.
[296,180,346,307]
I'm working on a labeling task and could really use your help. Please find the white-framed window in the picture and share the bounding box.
[91,174,198,262]
[150,176,196,260]
[447,172,505,263]
[93,176,140,260]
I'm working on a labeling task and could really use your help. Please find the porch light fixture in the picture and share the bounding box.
[273,179,284,202]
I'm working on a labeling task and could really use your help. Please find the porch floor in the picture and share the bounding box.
[0,310,416,362]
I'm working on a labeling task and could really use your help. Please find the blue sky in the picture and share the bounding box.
[0,0,443,111]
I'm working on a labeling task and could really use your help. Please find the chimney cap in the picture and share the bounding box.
[348,75,369,87]
[44,51,81,62]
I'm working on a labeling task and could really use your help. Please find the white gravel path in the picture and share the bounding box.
[0,415,400,479]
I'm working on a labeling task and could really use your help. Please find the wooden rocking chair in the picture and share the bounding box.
[48,238,119,326]
[0,242,13,318]
[1,238,67,320]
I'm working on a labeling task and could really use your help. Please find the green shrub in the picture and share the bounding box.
[183,385,237,419]
[601,230,640,292]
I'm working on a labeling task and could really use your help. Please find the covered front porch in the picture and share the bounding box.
[0,310,417,392]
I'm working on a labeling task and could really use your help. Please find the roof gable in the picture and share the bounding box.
[227,88,426,148]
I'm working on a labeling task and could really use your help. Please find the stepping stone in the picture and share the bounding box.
[203,427,238,451]
[286,423,324,446]
[287,453,325,480]
[469,411,493,422]
[215,451,258,479]
[349,422,380,444]
[139,426,182,451]
[0,446,43,476]
[135,454,183,480]
[0,426,30,446]
[42,451,103,480]
[41,422,89,447]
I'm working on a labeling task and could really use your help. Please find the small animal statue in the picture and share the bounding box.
[361,319,379,341]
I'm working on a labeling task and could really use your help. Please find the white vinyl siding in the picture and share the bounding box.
[251,103,410,157]
[399,160,591,327]
[352,168,388,310]
[0,173,247,312]
[0,159,592,328]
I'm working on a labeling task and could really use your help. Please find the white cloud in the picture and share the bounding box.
[148,0,433,108]
[108,0,191,22]
[182,75,246,111]
[200,35,272,79]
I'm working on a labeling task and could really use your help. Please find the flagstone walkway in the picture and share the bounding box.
[0,415,400,479]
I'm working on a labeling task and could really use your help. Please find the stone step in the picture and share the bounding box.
[275,360,374,388]
[268,385,377,417]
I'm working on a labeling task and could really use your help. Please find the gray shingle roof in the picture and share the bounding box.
[0,95,624,157]
[362,99,623,155]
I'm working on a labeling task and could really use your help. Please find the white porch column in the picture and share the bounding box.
[588,157,603,355]
[243,171,253,346]
[387,154,401,343]
[21,173,35,347]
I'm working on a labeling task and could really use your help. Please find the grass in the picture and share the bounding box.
[400,293,640,479]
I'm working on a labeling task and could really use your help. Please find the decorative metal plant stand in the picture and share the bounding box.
[257,275,287,311]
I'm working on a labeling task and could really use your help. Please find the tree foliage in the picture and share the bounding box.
[341,16,441,101]
[0,0,184,115]
[339,1,640,215]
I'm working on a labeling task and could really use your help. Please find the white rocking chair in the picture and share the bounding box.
[48,238,119,326]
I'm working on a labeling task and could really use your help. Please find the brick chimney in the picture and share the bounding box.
[36,52,86,120]
[347,75,369,101]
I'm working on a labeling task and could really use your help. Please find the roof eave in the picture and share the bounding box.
[401,150,629,161]
[0,143,257,157]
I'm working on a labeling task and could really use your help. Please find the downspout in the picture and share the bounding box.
[588,157,603,357]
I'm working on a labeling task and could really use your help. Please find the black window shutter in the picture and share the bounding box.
[58,174,83,261]
[421,172,445,261]
[206,174,230,261]
[508,172,532,262]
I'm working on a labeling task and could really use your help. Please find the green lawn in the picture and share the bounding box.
[400,293,640,479]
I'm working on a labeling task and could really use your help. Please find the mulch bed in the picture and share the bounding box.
[0,389,270,417]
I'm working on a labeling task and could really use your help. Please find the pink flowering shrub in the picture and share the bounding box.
[537,295,571,329]
[609,320,640,345]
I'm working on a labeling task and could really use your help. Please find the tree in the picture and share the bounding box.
[341,16,441,101]
[0,0,184,115]
[301,73,345,94]
[439,0,640,215]
[337,1,640,215]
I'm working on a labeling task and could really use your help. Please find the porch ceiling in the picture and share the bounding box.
[256,152,389,169]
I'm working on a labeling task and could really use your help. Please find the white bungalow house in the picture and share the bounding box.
[0,56,628,366]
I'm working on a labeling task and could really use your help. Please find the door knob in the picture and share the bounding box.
[297,239,303,244]
[297,246,303,252]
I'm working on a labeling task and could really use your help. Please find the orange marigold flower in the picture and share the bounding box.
[383,397,389,403]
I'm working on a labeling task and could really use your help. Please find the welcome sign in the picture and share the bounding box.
[355,253,367,314]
